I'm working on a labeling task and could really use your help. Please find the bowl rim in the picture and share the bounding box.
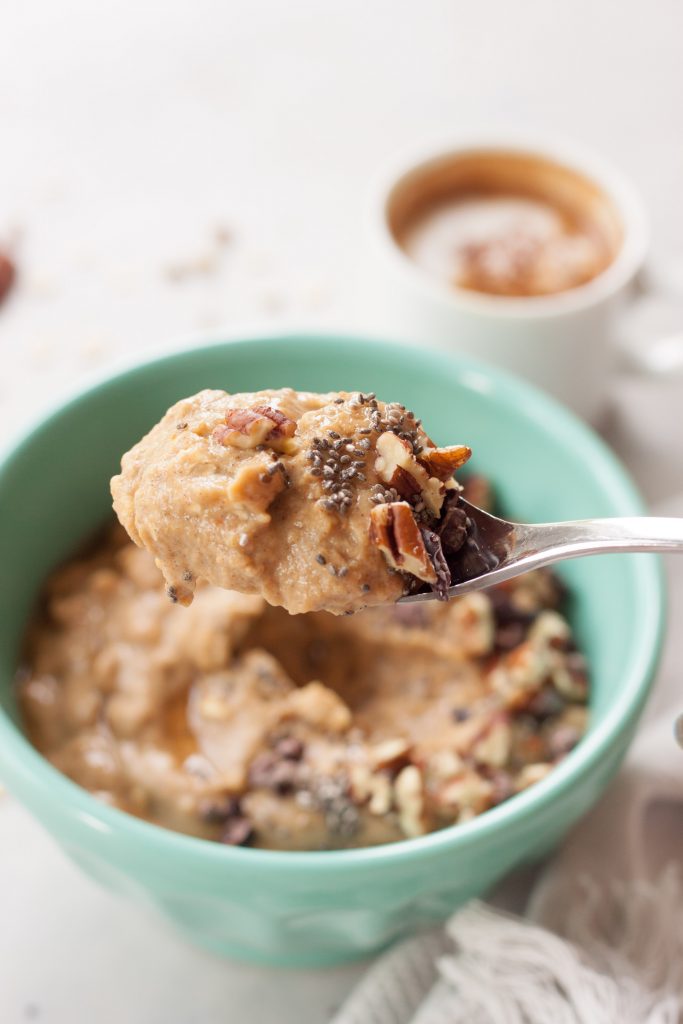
[0,331,665,874]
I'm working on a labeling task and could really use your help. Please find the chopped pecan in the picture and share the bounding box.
[214,409,274,448]
[367,775,393,816]
[368,738,411,773]
[227,459,286,513]
[528,610,571,650]
[213,406,296,449]
[374,433,444,515]
[428,749,465,782]
[551,651,589,702]
[514,762,553,792]
[488,639,547,708]
[452,592,494,656]
[437,769,493,816]
[281,681,352,733]
[369,502,437,584]
[252,405,296,439]
[393,765,426,838]
[471,715,512,768]
[348,765,393,816]
[418,444,471,481]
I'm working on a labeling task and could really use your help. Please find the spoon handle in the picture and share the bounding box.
[402,514,683,603]
[441,517,683,599]
[513,516,683,562]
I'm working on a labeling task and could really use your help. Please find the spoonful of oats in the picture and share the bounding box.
[111,387,683,615]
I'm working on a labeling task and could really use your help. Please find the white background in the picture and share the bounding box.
[1,2,683,1021]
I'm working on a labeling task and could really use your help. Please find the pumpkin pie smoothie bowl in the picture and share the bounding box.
[17,384,590,853]
[1,332,662,965]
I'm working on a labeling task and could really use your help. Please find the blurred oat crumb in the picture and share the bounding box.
[78,336,110,366]
[163,222,236,283]
[256,288,288,314]
[26,272,59,300]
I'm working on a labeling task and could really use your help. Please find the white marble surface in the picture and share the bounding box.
[1,2,683,1021]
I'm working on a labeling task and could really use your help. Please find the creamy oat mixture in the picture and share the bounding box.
[19,512,589,851]
[111,388,474,615]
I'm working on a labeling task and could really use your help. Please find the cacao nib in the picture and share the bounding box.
[273,735,304,761]
[249,751,302,793]
[199,794,240,824]
[221,816,254,847]
[419,526,451,601]
[438,492,468,554]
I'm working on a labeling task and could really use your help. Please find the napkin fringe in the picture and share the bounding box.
[332,866,683,1024]
[435,867,683,1024]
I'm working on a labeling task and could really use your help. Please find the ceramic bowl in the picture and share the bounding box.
[0,333,664,966]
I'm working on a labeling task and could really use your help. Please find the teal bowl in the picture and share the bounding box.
[0,333,664,966]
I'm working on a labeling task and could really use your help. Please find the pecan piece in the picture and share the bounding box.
[374,432,444,515]
[368,738,412,773]
[252,405,296,439]
[393,765,426,838]
[369,501,437,584]
[213,406,296,449]
[214,409,275,448]
[0,250,16,306]
[419,444,472,481]
[227,458,286,512]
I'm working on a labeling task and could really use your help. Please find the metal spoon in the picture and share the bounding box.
[400,498,683,603]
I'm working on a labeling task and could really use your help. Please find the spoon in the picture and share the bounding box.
[400,498,683,603]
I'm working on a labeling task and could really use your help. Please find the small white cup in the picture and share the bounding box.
[363,135,650,422]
